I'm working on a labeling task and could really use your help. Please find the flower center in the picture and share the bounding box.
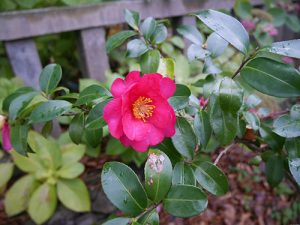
[132,96,155,122]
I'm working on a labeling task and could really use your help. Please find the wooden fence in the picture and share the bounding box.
[0,0,264,87]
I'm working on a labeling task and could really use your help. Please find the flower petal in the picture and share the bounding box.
[120,135,149,152]
[103,98,123,138]
[111,78,126,98]
[160,77,176,99]
[2,122,12,151]
[125,71,141,85]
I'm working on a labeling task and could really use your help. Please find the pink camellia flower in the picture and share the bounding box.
[241,19,256,32]
[103,71,176,152]
[1,121,12,151]
[199,97,209,109]
[262,24,278,37]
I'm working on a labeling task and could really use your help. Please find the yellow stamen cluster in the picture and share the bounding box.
[132,96,155,122]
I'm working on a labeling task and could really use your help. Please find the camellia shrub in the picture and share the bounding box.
[0,7,300,225]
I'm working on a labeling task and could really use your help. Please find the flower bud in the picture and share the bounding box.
[0,115,6,130]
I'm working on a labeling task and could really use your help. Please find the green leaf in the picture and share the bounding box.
[177,25,203,45]
[152,24,168,44]
[156,138,182,165]
[259,124,285,150]
[194,110,212,149]
[285,137,300,159]
[61,144,85,164]
[85,99,110,129]
[241,57,300,97]
[10,122,29,156]
[172,162,196,186]
[194,9,249,54]
[138,209,159,225]
[140,17,156,40]
[9,91,37,120]
[39,64,62,95]
[290,104,300,120]
[140,49,160,74]
[266,39,300,59]
[203,57,221,74]
[163,184,208,218]
[286,15,300,32]
[69,112,85,144]
[187,44,210,61]
[266,155,284,187]
[106,30,138,53]
[193,161,228,196]
[103,217,131,225]
[268,7,286,27]
[273,115,300,138]
[209,94,238,145]
[106,137,127,155]
[157,58,175,79]
[145,149,172,203]
[4,175,39,216]
[101,162,147,216]
[243,111,260,131]
[84,126,102,147]
[57,178,91,212]
[171,117,196,160]
[57,162,84,179]
[11,150,42,173]
[124,9,140,30]
[76,84,111,105]
[168,84,191,111]
[234,0,252,19]
[206,32,228,57]
[28,183,57,224]
[289,158,300,186]
[30,100,72,123]
[0,163,14,189]
[127,39,149,58]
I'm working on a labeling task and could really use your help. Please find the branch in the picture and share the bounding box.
[214,142,236,165]
[133,203,160,222]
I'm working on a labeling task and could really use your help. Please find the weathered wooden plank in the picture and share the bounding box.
[78,27,109,81]
[5,39,41,88]
[0,0,263,41]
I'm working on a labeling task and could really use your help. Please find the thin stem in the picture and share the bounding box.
[214,142,236,165]
[133,203,160,222]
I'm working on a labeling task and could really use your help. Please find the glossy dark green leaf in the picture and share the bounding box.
[156,138,182,165]
[84,126,102,148]
[168,84,191,111]
[194,110,211,149]
[234,0,252,19]
[273,115,300,138]
[172,162,196,186]
[76,84,111,105]
[39,64,62,95]
[10,122,29,156]
[286,14,300,32]
[145,149,172,203]
[285,137,300,159]
[177,25,203,45]
[163,184,208,218]
[127,39,149,58]
[28,183,57,224]
[194,161,228,196]
[152,24,168,44]
[140,49,160,74]
[69,112,85,144]
[124,9,140,30]
[241,57,300,97]
[106,137,127,155]
[106,30,138,53]
[209,94,238,145]
[141,17,156,40]
[171,117,196,160]
[206,32,228,57]
[194,9,249,54]
[57,178,90,212]
[266,155,284,187]
[289,158,300,186]
[30,100,72,123]
[9,91,38,120]
[101,162,148,216]
[103,217,131,225]
[259,124,285,150]
[266,39,300,59]
[138,209,159,225]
